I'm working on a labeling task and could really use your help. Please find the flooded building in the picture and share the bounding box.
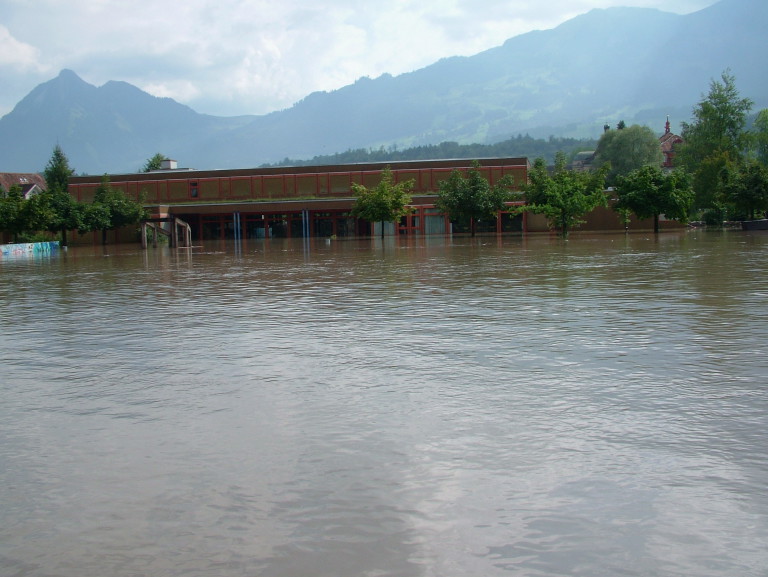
[68,158,530,241]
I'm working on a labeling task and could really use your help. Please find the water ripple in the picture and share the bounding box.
[2,232,767,576]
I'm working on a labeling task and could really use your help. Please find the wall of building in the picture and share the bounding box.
[69,159,529,206]
[63,158,685,244]
[66,159,529,242]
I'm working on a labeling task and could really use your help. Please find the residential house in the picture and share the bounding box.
[0,173,46,198]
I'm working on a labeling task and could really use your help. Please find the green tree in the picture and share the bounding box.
[83,175,148,244]
[81,202,111,240]
[34,190,84,246]
[695,150,737,222]
[523,152,609,238]
[614,166,694,233]
[142,153,168,172]
[435,161,515,236]
[718,160,768,220]
[677,70,753,209]
[0,185,26,242]
[44,145,74,192]
[753,109,768,167]
[594,124,663,184]
[350,167,414,238]
[42,145,81,246]
[19,190,54,237]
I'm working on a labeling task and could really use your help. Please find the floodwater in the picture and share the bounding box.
[1,230,767,577]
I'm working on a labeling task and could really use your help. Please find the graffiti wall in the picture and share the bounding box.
[0,241,60,258]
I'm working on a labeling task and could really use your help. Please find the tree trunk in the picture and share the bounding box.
[102,228,108,245]
[380,220,385,239]
[653,214,660,234]
[61,228,68,247]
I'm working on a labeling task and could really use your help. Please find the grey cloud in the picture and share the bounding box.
[0,0,718,118]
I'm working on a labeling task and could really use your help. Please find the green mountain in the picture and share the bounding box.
[0,0,765,174]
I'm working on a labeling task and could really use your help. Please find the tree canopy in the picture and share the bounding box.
[594,124,663,184]
[350,167,414,237]
[1,147,148,245]
[753,109,768,167]
[83,175,147,243]
[0,185,26,242]
[435,161,515,236]
[677,70,753,210]
[263,134,597,169]
[44,144,75,193]
[39,145,81,245]
[523,152,609,238]
[142,153,168,172]
[717,159,768,220]
[614,166,694,233]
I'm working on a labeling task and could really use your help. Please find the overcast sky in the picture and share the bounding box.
[1,0,717,119]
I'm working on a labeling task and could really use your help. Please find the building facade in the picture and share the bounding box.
[68,158,531,241]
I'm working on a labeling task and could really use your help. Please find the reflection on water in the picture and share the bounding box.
[2,231,768,576]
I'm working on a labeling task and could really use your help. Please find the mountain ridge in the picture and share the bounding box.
[1,0,765,174]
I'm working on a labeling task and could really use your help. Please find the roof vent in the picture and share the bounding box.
[160,159,178,170]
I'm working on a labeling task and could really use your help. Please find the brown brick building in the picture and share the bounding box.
[68,158,531,241]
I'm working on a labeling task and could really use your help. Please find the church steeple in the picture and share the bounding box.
[660,116,683,169]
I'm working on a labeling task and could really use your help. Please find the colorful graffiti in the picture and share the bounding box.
[0,241,60,258]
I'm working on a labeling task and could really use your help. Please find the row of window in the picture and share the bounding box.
[179,208,523,240]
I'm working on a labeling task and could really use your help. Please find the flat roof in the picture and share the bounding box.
[69,157,529,184]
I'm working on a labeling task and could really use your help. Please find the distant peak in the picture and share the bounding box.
[58,69,82,81]
[51,69,94,90]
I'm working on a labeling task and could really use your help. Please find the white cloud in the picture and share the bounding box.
[0,0,719,118]
[142,80,201,103]
[0,25,45,70]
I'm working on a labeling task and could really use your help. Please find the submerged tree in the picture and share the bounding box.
[718,160,768,220]
[83,175,147,244]
[350,166,414,238]
[523,152,609,238]
[435,161,515,236]
[614,166,694,233]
